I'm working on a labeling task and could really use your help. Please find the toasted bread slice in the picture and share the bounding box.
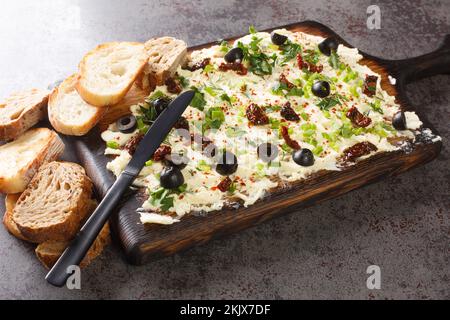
[136,37,187,89]
[12,161,93,243]
[98,83,150,131]
[48,74,107,136]
[77,42,148,107]
[2,193,32,241]
[0,128,65,193]
[0,88,49,141]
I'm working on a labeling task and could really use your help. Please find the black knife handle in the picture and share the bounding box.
[45,172,135,287]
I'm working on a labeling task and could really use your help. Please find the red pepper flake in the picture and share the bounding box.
[123,133,144,155]
[246,103,269,125]
[219,61,248,75]
[280,126,300,150]
[341,141,377,163]
[152,144,172,161]
[280,101,300,121]
[165,77,182,94]
[346,106,372,127]
[183,58,211,71]
[279,74,294,89]
[363,75,378,97]
[216,176,232,192]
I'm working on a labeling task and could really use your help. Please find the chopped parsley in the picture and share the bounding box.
[237,37,277,76]
[279,40,302,64]
[203,106,225,131]
[328,51,342,69]
[317,93,347,111]
[190,86,207,111]
[369,99,383,114]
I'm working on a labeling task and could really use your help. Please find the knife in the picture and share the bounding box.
[45,90,195,287]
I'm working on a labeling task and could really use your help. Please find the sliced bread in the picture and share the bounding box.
[2,193,31,241]
[12,161,93,243]
[77,42,148,107]
[0,128,65,193]
[35,199,110,269]
[137,37,187,89]
[0,88,49,141]
[48,74,107,136]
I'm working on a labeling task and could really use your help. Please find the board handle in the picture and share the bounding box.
[389,34,450,84]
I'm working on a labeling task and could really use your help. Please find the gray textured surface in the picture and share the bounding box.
[0,0,449,299]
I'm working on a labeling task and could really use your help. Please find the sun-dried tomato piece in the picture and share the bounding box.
[246,103,269,125]
[346,106,372,127]
[152,145,172,161]
[296,53,323,73]
[165,77,182,94]
[219,61,248,75]
[279,74,295,89]
[173,116,189,131]
[216,176,232,192]
[309,64,323,73]
[297,54,306,70]
[191,133,217,157]
[363,75,378,97]
[123,134,144,155]
[280,126,301,150]
[341,141,377,163]
[183,58,211,71]
[280,101,300,121]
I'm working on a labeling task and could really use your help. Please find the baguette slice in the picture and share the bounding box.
[0,88,49,141]
[2,193,31,241]
[48,74,107,136]
[138,37,187,89]
[0,128,65,193]
[77,42,148,107]
[12,161,93,243]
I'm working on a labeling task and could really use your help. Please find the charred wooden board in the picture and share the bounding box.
[74,21,448,265]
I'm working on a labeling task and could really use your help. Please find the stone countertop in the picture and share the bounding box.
[0,0,448,299]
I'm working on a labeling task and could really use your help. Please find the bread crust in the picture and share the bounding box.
[0,128,65,194]
[2,193,33,242]
[48,74,107,136]
[12,161,93,243]
[76,42,148,107]
[0,89,49,141]
[35,221,110,269]
[136,37,187,90]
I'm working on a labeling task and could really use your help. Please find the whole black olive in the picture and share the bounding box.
[271,32,288,45]
[392,111,407,130]
[312,80,331,98]
[318,37,339,56]
[116,115,137,134]
[153,97,172,115]
[257,143,278,163]
[163,153,189,170]
[160,166,185,189]
[224,47,244,63]
[215,151,238,176]
[293,148,315,167]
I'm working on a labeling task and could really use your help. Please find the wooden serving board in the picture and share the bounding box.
[74,21,448,265]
